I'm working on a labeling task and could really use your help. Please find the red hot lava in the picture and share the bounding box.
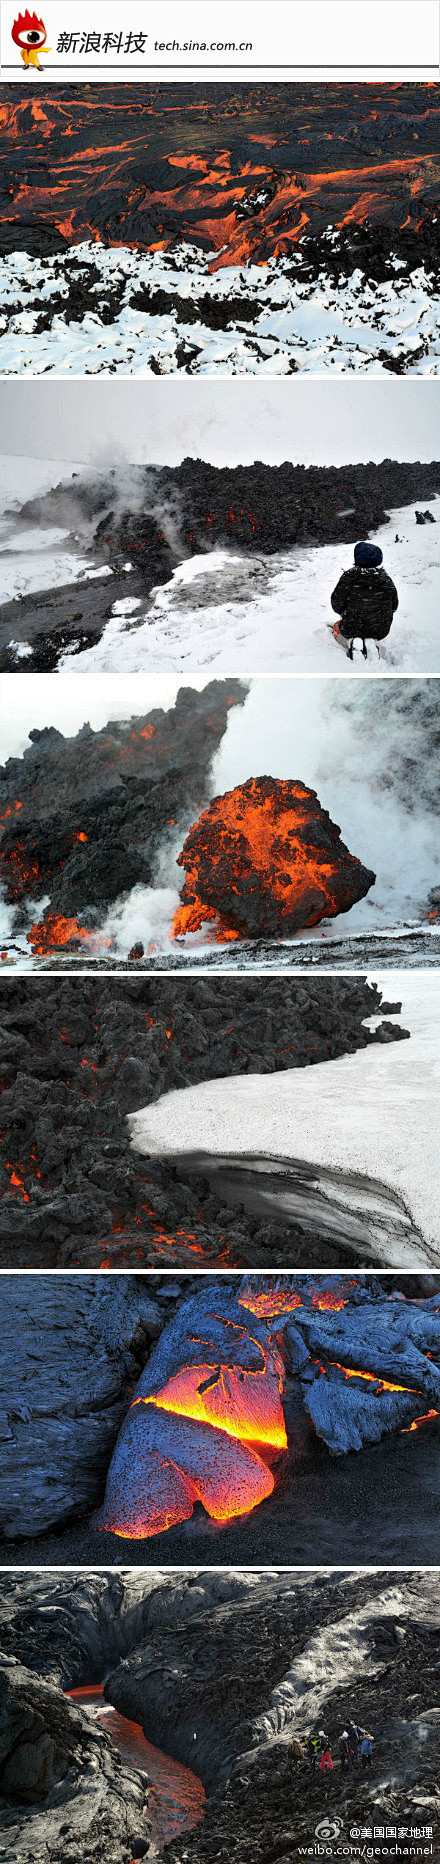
[26,914,111,956]
[172,777,375,942]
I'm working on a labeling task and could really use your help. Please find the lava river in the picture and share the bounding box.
[67,1685,205,1855]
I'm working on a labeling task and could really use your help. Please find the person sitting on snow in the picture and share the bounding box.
[331,541,398,660]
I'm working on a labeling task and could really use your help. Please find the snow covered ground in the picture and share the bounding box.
[0,242,439,377]
[62,498,440,677]
[129,974,440,1269]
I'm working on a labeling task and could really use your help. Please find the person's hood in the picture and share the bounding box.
[354,540,383,568]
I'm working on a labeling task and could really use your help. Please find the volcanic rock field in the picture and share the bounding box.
[1,457,440,671]
[0,974,407,1270]
[1,83,439,374]
[0,1570,439,1863]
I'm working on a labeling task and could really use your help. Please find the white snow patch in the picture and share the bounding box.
[1,241,439,376]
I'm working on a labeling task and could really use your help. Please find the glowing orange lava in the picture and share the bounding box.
[401,1409,438,1432]
[136,1352,287,1449]
[26,914,111,955]
[324,1362,420,1395]
[172,776,375,942]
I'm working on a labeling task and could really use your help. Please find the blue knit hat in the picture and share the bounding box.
[354,541,383,568]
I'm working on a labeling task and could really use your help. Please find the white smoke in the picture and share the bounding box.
[102,884,180,958]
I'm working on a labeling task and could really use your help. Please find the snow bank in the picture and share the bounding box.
[129,976,440,1267]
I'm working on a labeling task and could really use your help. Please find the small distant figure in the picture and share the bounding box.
[348,1719,362,1764]
[360,1732,374,1769]
[331,541,399,661]
[287,1734,306,1767]
[415,509,435,525]
[339,1729,351,1770]
[307,1731,321,1771]
[318,1729,333,1772]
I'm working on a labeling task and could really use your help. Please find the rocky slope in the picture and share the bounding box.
[0,679,246,938]
[0,975,404,1269]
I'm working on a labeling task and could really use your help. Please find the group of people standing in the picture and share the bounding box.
[306,1721,374,1773]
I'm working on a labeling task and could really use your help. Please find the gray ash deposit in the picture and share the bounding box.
[0,975,407,1270]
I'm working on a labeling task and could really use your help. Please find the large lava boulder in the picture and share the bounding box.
[173,776,375,940]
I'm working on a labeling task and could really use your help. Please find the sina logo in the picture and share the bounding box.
[11,11,50,69]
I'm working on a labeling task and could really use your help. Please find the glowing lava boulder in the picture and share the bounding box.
[172,775,375,941]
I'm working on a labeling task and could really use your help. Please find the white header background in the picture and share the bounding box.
[1,0,439,77]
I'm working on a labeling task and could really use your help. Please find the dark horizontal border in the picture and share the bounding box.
[1,63,439,71]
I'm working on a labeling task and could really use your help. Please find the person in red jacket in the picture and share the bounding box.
[331,541,398,661]
[318,1729,334,1771]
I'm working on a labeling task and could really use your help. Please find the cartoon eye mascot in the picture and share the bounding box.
[11,11,50,69]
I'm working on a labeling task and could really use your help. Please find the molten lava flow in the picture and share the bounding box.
[0,801,22,821]
[324,1362,420,1395]
[172,776,375,942]
[240,1289,304,1318]
[95,1406,276,1539]
[26,914,111,955]
[1,843,40,901]
[239,1279,355,1317]
[95,1294,290,1540]
[68,1682,105,1697]
[401,1409,438,1432]
[136,1352,287,1449]
[6,1166,30,1202]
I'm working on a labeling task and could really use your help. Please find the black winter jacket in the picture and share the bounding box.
[331,565,399,640]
